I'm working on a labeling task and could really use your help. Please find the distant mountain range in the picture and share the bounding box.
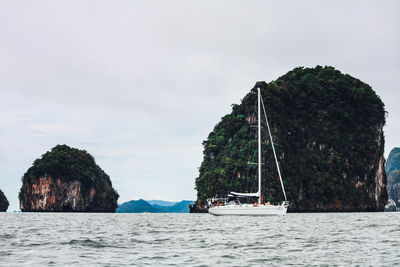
[146,200,178,207]
[116,199,194,213]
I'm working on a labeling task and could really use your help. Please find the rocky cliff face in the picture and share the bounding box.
[0,189,9,212]
[19,145,119,212]
[20,176,97,212]
[194,66,387,212]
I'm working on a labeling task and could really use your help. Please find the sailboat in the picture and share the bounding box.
[208,87,289,216]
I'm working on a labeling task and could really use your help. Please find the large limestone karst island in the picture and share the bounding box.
[0,189,9,212]
[193,66,387,212]
[19,145,119,212]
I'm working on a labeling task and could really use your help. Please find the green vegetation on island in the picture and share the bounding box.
[0,189,9,212]
[19,144,119,212]
[194,66,387,212]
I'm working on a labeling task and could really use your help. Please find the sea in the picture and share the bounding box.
[0,212,399,266]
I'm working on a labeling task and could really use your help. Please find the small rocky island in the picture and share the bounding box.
[386,147,400,210]
[0,189,9,212]
[193,66,387,212]
[19,145,119,212]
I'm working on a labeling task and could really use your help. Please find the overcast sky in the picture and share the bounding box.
[1,1,399,211]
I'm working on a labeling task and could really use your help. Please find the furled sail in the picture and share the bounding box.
[229,191,260,198]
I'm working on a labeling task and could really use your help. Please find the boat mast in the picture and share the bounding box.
[258,88,262,206]
[260,93,288,202]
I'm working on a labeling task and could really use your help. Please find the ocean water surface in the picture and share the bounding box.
[0,212,399,266]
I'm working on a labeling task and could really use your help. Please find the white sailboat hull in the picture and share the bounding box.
[209,204,287,216]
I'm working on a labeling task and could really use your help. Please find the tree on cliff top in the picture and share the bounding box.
[195,66,387,212]
[19,144,119,212]
[0,189,9,212]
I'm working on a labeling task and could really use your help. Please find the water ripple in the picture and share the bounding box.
[0,213,399,266]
